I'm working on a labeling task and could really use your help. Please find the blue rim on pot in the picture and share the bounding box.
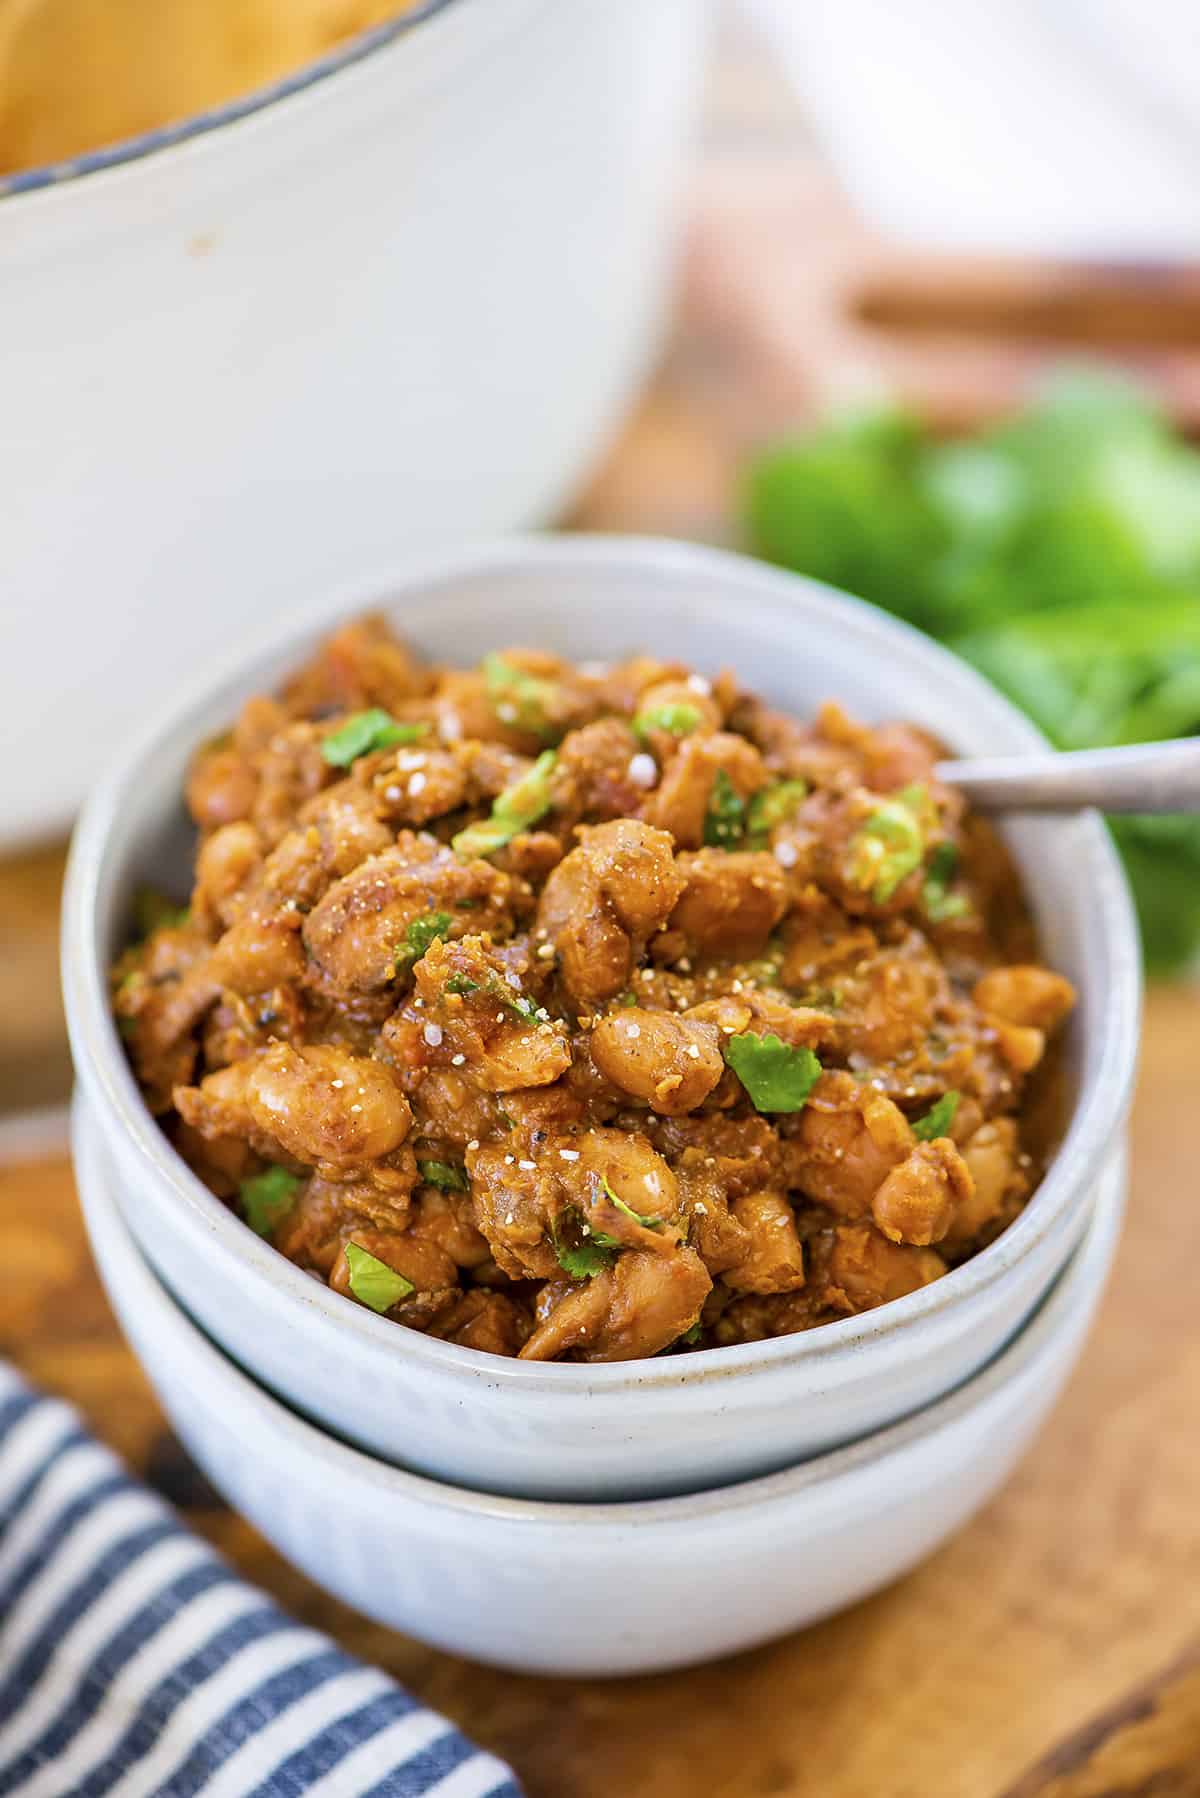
[0,0,457,202]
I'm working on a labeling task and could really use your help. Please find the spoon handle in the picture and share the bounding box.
[935,737,1200,814]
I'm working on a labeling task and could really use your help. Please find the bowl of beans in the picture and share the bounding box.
[62,536,1140,1500]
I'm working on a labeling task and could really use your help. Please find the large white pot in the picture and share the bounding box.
[0,0,709,845]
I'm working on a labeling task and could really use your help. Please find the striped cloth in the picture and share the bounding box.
[0,1368,522,1798]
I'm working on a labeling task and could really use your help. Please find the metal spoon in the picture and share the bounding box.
[934,737,1200,814]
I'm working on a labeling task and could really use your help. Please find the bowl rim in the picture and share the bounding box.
[62,533,1142,1398]
[0,0,459,204]
[74,1086,1124,1523]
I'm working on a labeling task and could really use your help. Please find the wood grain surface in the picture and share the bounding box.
[5,19,1200,1797]
[1002,1644,1200,1797]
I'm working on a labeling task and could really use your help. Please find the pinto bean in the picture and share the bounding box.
[723,1191,806,1294]
[872,1139,975,1247]
[243,1043,412,1170]
[785,1071,913,1218]
[668,850,788,960]
[973,966,1076,1033]
[591,1007,724,1115]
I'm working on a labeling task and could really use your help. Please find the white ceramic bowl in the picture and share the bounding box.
[62,537,1142,1501]
[0,0,709,846]
[74,1088,1125,1676]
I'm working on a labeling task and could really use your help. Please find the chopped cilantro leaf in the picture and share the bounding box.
[615,989,638,1008]
[452,750,557,859]
[418,1159,469,1193]
[925,840,958,886]
[631,702,703,744]
[745,779,807,846]
[724,1032,822,1113]
[444,967,540,1021]
[395,910,453,973]
[321,708,427,767]
[922,841,970,923]
[483,654,561,740]
[894,782,935,822]
[679,1320,703,1346]
[847,791,926,902]
[133,886,190,938]
[345,1241,414,1312]
[601,1175,666,1230]
[555,1237,618,1280]
[703,768,746,849]
[239,1165,301,1238]
[912,1091,960,1141]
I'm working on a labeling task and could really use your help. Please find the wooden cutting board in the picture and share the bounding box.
[6,22,1200,1797]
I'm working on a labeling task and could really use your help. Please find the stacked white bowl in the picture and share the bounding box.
[63,540,1141,1675]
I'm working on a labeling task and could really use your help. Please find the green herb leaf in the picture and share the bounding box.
[703,768,746,849]
[631,703,703,744]
[321,708,427,767]
[615,989,638,1008]
[724,1032,822,1113]
[555,1237,619,1280]
[483,654,560,740]
[443,966,540,1022]
[239,1165,301,1238]
[601,1175,665,1230]
[679,1320,703,1346]
[445,974,480,997]
[418,1159,470,1193]
[847,791,927,902]
[912,1091,960,1141]
[739,374,1200,970]
[394,910,453,973]
[452,750,558,859]
[745,779,807,846]
[921,842,969,923]
[133,886,190,938]
[345,1241,414,1312]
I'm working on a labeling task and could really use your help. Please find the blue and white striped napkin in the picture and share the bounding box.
[0,1367,523,1798]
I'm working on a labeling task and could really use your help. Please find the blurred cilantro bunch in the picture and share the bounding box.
[744,369,1200,972]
